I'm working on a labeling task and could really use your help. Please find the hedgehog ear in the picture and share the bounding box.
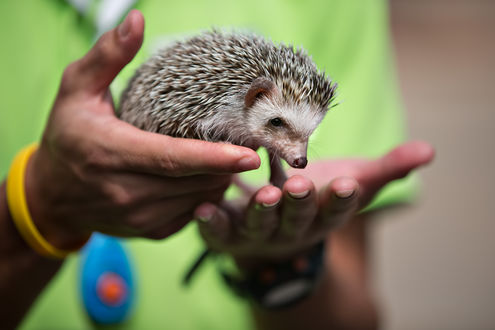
[244,77,278,108]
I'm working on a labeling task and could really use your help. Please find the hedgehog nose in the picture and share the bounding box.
[292,157,307,169]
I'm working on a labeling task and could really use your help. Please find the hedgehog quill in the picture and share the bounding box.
[119,31,337,188]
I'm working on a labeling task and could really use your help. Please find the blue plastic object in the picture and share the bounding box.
[79,233,136,324]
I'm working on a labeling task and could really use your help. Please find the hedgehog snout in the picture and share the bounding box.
[279,140,309,169]
[291,157,308,168]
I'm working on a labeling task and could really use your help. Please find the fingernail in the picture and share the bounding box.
[336,189,354,199]
[197,215,210,223]
[237,156,260,171]
[259,201,279,209]
[195,203,215,223]
[118,14,131,39]
[289,190,309,199]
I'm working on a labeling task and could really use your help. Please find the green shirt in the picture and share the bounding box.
[0,0,416,328]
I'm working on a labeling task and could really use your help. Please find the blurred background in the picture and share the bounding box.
[372,0,495,329]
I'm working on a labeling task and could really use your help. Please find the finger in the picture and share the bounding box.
[355,141,435,208]
[102,172,231,204]
[106,122,260,176]
[60,10,144,96]
[278,175,317,239]
[195,203,231,246]
[365,140,435,184]
[92,187,227,237]
[316,177,359,229]
[239,185,282,241]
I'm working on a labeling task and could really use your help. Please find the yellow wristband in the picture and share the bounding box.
[6,144,80,258]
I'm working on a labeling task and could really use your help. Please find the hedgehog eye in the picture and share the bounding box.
[270,118,283,127]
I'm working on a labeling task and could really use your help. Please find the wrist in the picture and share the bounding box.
[218,242,327,310]
[7,144,89,258]
[232,245,318,273]
[24,147,90,251]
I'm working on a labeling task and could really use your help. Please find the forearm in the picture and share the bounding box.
[250,216,378,330]
[0,181,63,329]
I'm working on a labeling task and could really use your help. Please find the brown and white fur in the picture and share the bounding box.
[119,30,337,188]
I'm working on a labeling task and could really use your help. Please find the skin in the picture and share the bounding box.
[196,141,434,329]
[0,9,435,329]
[23,11,261,245]
[0,10,260,328]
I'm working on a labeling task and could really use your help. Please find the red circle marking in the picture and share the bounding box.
[96,272,127,306]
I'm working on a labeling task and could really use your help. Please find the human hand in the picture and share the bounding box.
[194,141,434,266]
[23,10,260,249]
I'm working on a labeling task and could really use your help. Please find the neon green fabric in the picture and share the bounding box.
[0,0,416,328]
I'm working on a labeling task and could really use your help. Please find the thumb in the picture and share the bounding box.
[376,140,435,182]
[357,141,434,202]
[354,140,435,208]
[60,10,144,96]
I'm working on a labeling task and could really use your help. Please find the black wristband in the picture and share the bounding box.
[219,241,326,310]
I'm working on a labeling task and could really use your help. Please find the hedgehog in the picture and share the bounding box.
[119,30,337,188]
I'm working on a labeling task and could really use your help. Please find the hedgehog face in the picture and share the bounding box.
[245,98,326,168]
[243,77,328,168]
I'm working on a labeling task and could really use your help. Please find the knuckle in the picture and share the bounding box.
[92,33,127,71]
[73,134,117,173]
[69,147,111,181]
[156,138,192,176]
[93,38,112,64]
[158,154,184,177]
[80,150,107,172]
[102,183,135,208]
[112,190,134,207]
[63,145,117,188]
